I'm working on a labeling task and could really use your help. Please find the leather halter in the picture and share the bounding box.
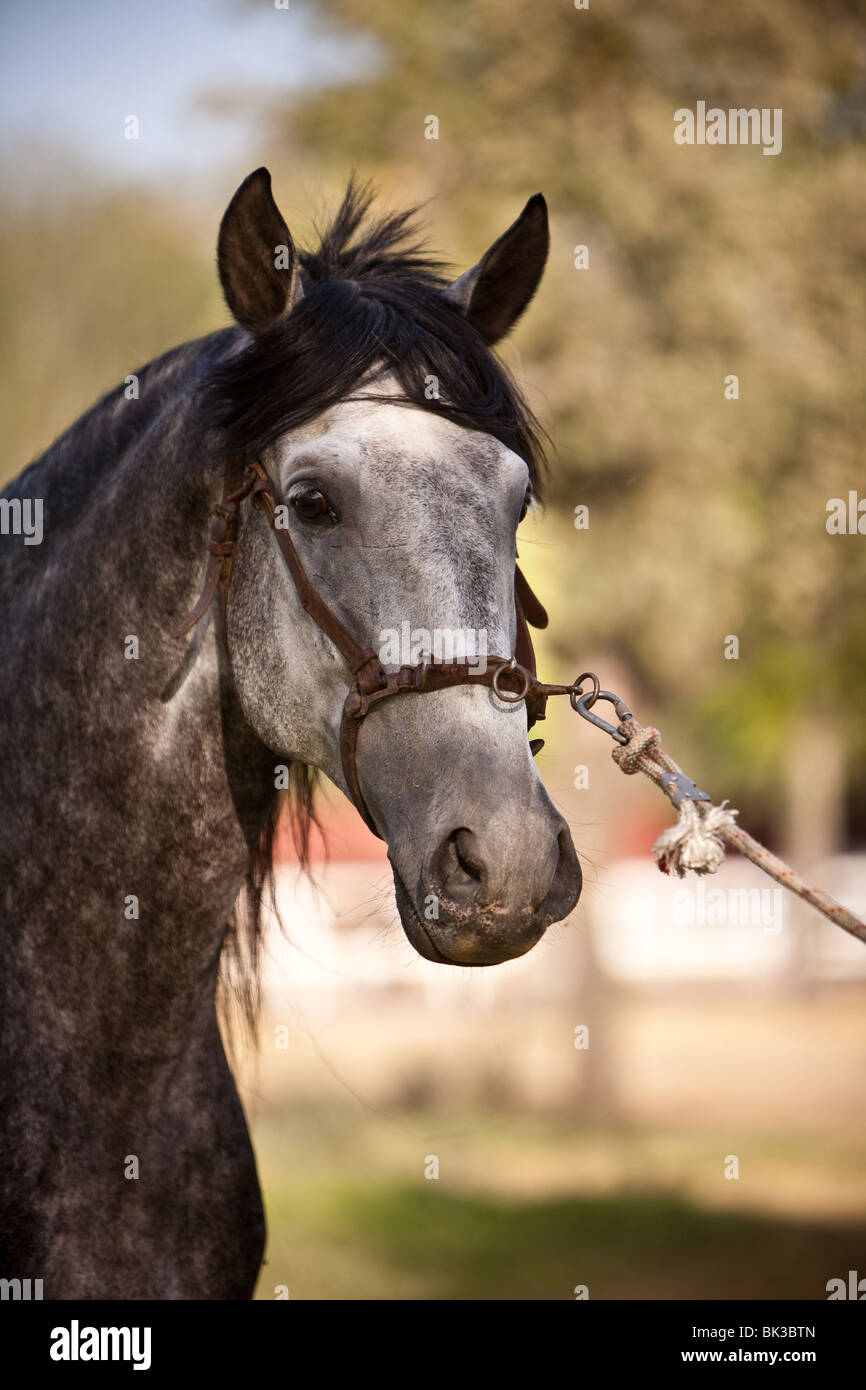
[176,458,557,838]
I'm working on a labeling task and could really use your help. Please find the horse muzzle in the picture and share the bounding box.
[390,817,582,966]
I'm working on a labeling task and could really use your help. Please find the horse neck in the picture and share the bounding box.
[0,333,275,1049]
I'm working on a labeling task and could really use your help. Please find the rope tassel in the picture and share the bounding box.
[652,799,738,877]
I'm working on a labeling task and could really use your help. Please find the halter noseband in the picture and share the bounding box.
[176,458,577,839]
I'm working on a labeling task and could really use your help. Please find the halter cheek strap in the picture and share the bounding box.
[176,459,556,838]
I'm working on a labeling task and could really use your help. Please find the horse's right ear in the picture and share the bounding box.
[217,168,303,335]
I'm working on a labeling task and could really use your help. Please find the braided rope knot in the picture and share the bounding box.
[611,716,739,876]
[611,723,660,774]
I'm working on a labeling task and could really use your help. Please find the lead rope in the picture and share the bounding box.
[573,686,866,946]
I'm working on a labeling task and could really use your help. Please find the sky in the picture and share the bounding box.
[0,0,378,184]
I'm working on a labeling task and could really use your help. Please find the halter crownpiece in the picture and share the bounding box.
[176,457,595,838]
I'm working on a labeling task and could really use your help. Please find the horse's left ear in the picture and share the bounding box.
[217,167,303,335]
[444,194,549,345]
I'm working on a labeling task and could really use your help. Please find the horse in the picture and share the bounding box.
[0,169,582,1299]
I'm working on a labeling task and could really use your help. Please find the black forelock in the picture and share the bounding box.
[201,178,546,495]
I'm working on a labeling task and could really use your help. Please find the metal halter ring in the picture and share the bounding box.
[570,670,601,714]
[492,659,533,704]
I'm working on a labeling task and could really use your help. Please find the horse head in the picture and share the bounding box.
[202,169,582,966]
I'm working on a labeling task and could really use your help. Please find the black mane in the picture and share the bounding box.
[202,180,546,496]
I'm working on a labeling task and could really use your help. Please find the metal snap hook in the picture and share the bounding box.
[574,689,634,745]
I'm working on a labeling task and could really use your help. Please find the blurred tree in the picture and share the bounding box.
[257,0,866,856]
[3,1,865,861]
[0,183,221,474]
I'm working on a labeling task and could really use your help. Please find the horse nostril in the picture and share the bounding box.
[539,826,582,918]
[432,828,486,906]
[451,828,484,883]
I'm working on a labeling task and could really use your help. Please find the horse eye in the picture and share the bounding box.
[291,488,335,522]
[519,491,531,523]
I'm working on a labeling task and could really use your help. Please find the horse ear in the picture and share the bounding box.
[217,168,303,335]
[444,194,549,345]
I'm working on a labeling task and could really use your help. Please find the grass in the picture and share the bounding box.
[250,1106,866,1300]
[256,1179,866,1300]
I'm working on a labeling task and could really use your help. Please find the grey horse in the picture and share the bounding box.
[0,170,581,1298]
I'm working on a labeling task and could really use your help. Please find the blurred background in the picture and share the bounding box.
[3,0,866,1298]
